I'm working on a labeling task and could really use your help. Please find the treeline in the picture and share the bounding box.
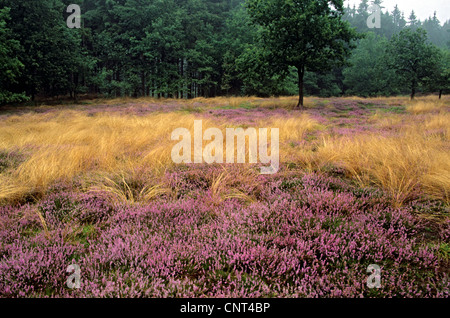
[0,0,449,104]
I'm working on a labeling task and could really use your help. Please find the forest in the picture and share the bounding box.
[0,0,449,104]
[0,0,449,300]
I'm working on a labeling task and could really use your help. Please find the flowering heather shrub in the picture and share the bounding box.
[0,172,448,298]
[204,107,291,125]
[37,191,114,227]
[0,235,82,297]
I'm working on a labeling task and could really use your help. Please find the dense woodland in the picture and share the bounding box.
[0,0,449,104]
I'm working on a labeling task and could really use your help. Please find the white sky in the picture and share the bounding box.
[345,0,450,24]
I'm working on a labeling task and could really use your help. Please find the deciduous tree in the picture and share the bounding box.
[246,0,359,108]
[387,28,441,100]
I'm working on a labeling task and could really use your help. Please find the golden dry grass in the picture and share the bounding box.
[304,110,450,205]
[406,99,447,115]
[87,173,173,205]
[346,94,450,105]
[0,96,449,206]
[265,114,324,142]
[0,112,196,201]
[0,109,322,202]
[254,96,316,109]
[314,132,448,205]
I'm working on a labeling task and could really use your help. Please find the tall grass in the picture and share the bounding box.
[0,112,196,201]
[0,109,321,202]
[308,111,450,205]
[406,99,447,115]
[1,97,449,206]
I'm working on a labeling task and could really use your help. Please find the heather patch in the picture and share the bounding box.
[0,172,448,298]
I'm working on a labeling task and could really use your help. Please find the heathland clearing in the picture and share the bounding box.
[0,96,448,297]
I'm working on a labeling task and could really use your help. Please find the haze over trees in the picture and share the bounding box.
[0,0,449,105]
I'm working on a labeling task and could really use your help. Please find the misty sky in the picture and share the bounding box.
[345,0,450,24]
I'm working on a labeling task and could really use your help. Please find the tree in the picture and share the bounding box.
[386,28,441,99]
[1,0,448,102]
[1,0,86,100]
[304,70,342,97]
[391,5,406,34]
[0,7,27,104]
[354,0,369,32]
[236,44,297,96]
[343,32,399,96]
[408,11,419,28]
[221,4,257,95]
[422,12,446,48]
[445,21,450,49]
[246,0,359,108]
[424,49,450,99]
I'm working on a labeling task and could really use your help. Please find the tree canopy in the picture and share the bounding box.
[0,0,448,105]
[0,7,26,103]
[387,28,441,99]
[246,0,359,108]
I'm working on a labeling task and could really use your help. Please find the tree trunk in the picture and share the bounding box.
[141,71,146,97]
[70,72,74,100]
[410,80,416,100]
[296,65,305,109]
[439,89,442,99]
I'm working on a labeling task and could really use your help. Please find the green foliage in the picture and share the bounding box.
[343,32,400,97]
[423,49,450,98]
[304,71,342,98]
[246,0,359,107]
[235,45,297,96]
[0,0,89,100]
[0,7,27,104]
[386,28,441,99]
[0,0,448,102]
[422,12,448,48]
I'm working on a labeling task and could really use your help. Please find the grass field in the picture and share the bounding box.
[0,96,449,297]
